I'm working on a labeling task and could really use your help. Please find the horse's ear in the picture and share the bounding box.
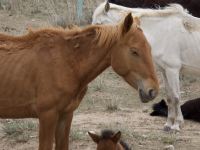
[122,13,133,35]
[88,131,100,143]
[105,1,110,12]
[111,131,121,143]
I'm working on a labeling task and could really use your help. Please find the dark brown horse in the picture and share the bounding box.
[108,0,200,17]
[88,130,131,150]
[0,13,158,150]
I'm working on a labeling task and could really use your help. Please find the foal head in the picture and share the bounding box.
[88,130,129,150]
[109,13,159,103]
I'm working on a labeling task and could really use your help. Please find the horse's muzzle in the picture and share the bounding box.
[139,89,157,103]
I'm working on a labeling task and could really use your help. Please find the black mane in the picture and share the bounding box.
[101,129,115,139]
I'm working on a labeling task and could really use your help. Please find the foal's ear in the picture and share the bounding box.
[122,13,133,35]
[111,131,121,143]
[88,131,100,143]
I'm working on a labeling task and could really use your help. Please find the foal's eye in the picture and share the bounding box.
[130,49,139,57]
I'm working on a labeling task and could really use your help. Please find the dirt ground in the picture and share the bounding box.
[0,8,200,150]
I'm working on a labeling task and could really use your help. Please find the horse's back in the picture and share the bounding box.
[109,0,200,17]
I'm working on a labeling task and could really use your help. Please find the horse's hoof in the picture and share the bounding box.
[163,125,171,132]
[171,125,180,132]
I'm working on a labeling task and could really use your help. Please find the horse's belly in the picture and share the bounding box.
[0,101,37,118]
[0,82,37,118]
[181,32,200,75]
[181,51,200,76]
[181,64,200,76]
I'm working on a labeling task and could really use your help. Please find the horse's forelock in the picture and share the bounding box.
[100,130,115,139]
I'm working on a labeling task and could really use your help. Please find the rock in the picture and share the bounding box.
[164,145,175,150]
[142,107,148,113]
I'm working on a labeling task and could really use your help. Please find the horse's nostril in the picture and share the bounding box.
[149,89,156,99]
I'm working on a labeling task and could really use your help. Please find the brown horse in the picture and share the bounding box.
[88,130,131,150]
[0,13,158,150]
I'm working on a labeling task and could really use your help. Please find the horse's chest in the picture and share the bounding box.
[63,87,88,112]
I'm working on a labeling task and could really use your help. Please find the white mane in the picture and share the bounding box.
[132,4,187,18]
[93,2,200,31]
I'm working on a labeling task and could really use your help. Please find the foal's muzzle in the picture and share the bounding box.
[139,89,157,103]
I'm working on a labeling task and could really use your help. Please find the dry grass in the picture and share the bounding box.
[70,128,86,141]
[2,120,37,143]
[104,96,120,112]
[0,0,104,25]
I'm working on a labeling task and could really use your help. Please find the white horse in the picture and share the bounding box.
[92,1,200,131]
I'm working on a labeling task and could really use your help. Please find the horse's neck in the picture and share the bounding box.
[78,49,111,86]
[77,26,118,86]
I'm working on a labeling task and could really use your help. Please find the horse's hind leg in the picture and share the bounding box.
[38,110,58,150]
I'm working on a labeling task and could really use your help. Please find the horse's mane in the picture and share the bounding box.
[0,27,66,42]
[100,130,131,150]
[94,25,120,48]
[0,24,120,51]
[132,4,200,31]
[133,4,187,18]
[102,1,200,31]
[101,129,115,139]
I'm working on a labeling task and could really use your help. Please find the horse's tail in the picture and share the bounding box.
[150,99,168,117]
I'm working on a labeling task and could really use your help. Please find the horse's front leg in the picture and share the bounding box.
[163,68,183,131]
[38,109,58,150]
[55,87,88,150]
[55,112,73,150]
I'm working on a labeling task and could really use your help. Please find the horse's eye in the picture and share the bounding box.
[130,49,139,57]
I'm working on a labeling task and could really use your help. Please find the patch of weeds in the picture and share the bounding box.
[70,129,85,141]
[105,97,120,112]
[106,101,119,111]
[2,120,37,143]
[91,75,105,92]
[130,131,147,141]
[161,134,176,145]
